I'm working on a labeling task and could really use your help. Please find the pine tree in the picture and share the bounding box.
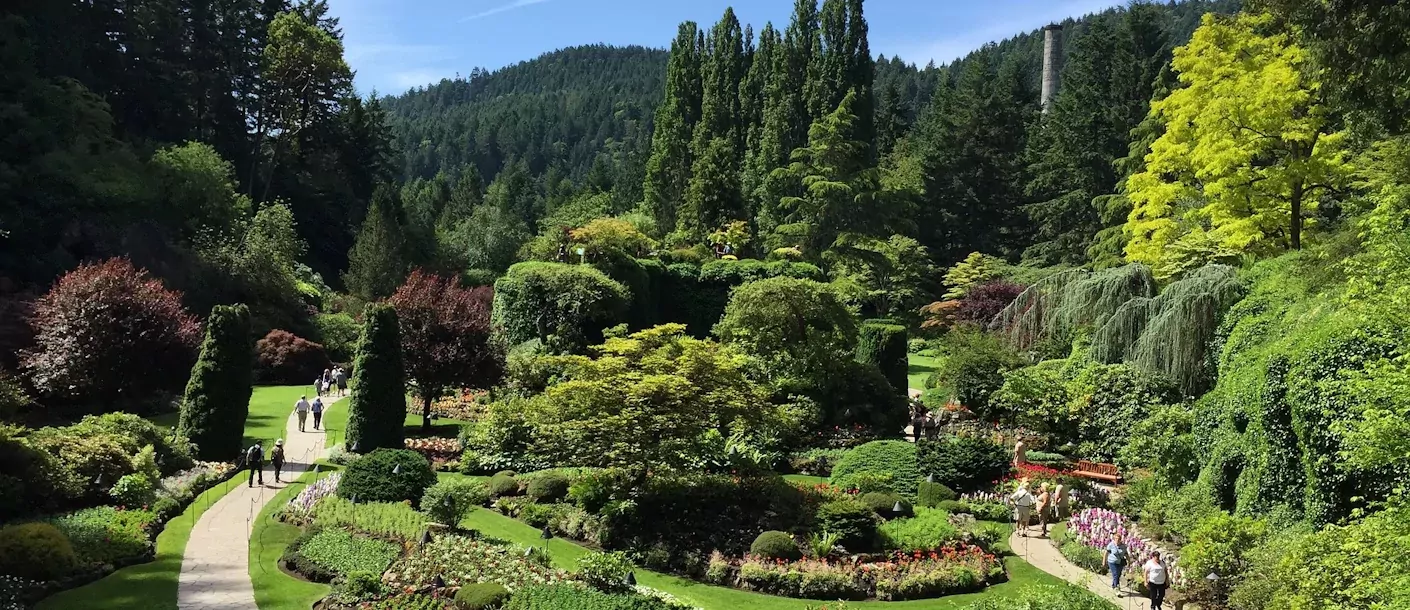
[683,137,746,236]
[694,8,746,157]
[844,0,875,157]
[874,79,908,158]
[439,165,484,228]
[343,184,407,301]
[642,23,704,234]
[178,304,254,461]
[345,303,406,452]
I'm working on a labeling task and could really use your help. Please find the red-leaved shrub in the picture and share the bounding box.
[390,270,501,431]
[956,281,1026,325]
[21,258,199,409]
[255,330,331,385]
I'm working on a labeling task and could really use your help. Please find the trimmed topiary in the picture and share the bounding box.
[829,440,919,496]
[454,582,510,609]
[526,473,570,503]
[857,322,908,394]
[492,262,629,353]
[815,498,880,552]
[749,530,802,561]
[178,304,254,461]
[0,522,77,580]
[337,449,436,505]
[346,303,407,452]
[917,481,958,507]
[860,492,913,518]
[917,435,1010,492]
[489,473,521,497]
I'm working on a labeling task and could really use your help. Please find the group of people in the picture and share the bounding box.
[293,394,324,432]
[316,367,347,397]
[1009,479,1169,609]
[241,439,287,487]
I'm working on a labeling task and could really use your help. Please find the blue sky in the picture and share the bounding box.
[328,0,1126,96]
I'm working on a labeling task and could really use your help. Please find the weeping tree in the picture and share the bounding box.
[1091,264,1244,395]
[990,263,1157,352]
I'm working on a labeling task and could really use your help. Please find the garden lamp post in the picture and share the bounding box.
[539,526,554,560]
[625,572,636,587]
[420,529,433,546]
[892,501,906,518]
[392,463,402,475]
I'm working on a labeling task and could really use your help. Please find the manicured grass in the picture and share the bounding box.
[460,508,1089,610]
[782,474,830,486]
[250,466,341,610]
[244,386,323,449]
[908,352,941,392]
[402,411,471,438]
[36,475,245,610]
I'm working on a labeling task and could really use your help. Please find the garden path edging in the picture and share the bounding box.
[177,395,344,610]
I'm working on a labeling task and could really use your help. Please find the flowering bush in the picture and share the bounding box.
[281,472,342,523]
[731,544,1002,601]
[384,535,569,592]
[0,575,43,609]
[46,506,157,567]
[1065,508,1182,585]
[157,461,235,506]
[938,421,1048,450]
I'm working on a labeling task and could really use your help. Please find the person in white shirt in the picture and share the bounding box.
[1143,550,1169,610]
[1010,481,1037,537]
[294,395,311,432]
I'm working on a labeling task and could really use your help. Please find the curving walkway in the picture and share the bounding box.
[1008,528,1133,609]
[177,396,344,610]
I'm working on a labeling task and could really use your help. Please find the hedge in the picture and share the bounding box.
[857,322,908,394]
[493,262,629,353]
[830,440,920,496]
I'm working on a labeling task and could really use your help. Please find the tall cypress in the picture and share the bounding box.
[844,0,875,157]
[178,304,254,461]
[642,22,704,233]
[344,184,408,301]
[345,303,406,452]
[683,9,748,236]
[741,23,781,222]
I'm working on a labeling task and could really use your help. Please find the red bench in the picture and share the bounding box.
[1072,460,1122,483]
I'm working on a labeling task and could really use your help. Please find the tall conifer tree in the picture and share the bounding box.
[344,184,408,301]
[345,303,406,452]
[178,304,254,461]
[642,23,704,233]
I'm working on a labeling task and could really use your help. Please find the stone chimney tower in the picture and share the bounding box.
[1041,23,1063,113]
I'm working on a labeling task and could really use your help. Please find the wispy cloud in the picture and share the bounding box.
[884,0,1120,66]
[460,0,552,22]
[390,69,450,89]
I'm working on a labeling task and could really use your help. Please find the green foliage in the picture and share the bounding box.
[455,582,511,610]
[1262,501,1410,610]
[149,141,252,243]
[831,471,897,496]
[930,328,1022,416]
[298,528,400,576]
[313,313,361,363]
[827,235,937,319]
[344,185,408,303]
[856,323,908,393]
[989,360,1074,441]
[577,551,635,593]
[346,304,408,452]
[715,276,857,382]
[917,436,1010,493]
[749,530,802,561]
[860,492,912,518]
[310,496,429,541]
[489,474,521,498]
[1069,364,1179,461]
[917,481,957,507]
[965,584,1114,610]
[178,303,253,460]
[109,473,156,506]
[815,498,879,552]
[942,252,1003,300]
[1058,540,1106,574]
[1178,513,1266,593]
[0,522,77,581]
[421,479,489,526]
[879,507,961,551]
[526,473,570,503]
[338,449,436,505]
[503,584,679,610]
[1118,404,1200,486]
[493,262,630,353]
[829,441,919,496]
[992,264,1155,354]
[47,506,155,566]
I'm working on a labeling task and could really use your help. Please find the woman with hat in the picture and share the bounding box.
[271,439,286,483]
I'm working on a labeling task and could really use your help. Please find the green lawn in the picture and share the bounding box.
[908,352,941,392]
[402,412,471,438]
[250,466,341,610]
[782,474,830,486]
[460,508,1088,610]
[36,475,245,610]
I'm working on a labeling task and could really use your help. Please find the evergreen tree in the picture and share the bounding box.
[694,8,747,157]
[683,137,747,236]
[345,302,406,452]
[343,184,407,301]
[178,304,254,461]
[741,24,780,221]
[642,23,704,234]
[874,79,908,158]
[440,166,484,229]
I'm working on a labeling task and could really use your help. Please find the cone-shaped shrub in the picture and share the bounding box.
[346,303,406,452]
[178,304,254,460]
[857,322,908,393]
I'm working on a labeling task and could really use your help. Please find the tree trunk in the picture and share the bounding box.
[1290,180,1304,250]
[422,394,434,433]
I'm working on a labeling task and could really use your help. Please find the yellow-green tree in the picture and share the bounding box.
[1124,13,1350,274]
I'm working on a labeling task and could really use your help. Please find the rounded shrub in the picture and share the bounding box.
[815,498,879,552]
[454,581,510,609]
[935,500,972,514]
[829,440,919,496]
[337,448,436,505]
[749,530,802,561]
[492,262,629,352]
[917,481,958,507]
[489,473,521,497]
[0,522,77,580]
[526,473,570,503]
[860,492,913,518]
[422,479,489,526]
[917,435,1010,492]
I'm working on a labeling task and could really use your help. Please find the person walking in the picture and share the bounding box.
[1053,483,1070,520]
[312,396,324,430]
[294,395,311,432]
[271,439,286,483]
[1035,482,1052,537]
[1010,480,1036,537]
[1143,550,1169,609]
[1103,531,1129,595]
[244,442,264,487]
[335,367,348,396]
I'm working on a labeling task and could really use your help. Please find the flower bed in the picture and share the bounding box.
[938,421,1048,450]
[156,461,235,512]
[404,437,460,470]
[711,544,1002,601]
[1064,508,1182,585]
[384,534,569,592]
[281,472,343,523]
[296,528,400,576]
[310,496,428,541]
[412,390,488,422]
